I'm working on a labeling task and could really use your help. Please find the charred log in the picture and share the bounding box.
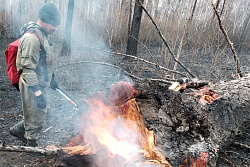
[10,75,248,167]
[133,73,250,166]
[65,81,172,167]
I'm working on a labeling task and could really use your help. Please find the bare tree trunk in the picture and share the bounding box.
[126,0,144,56]
[212,0,221,20]
[215,0,221,11]
[190,0,197,22]
[212,2,244,78]
[127,0,133,36]
[220,0,226,16]
[62,0,74,56]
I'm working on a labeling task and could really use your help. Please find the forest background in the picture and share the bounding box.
[0,0,249,88]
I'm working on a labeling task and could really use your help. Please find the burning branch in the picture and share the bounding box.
[211,2,244,78]
[62,144,92,156]
[138,0,196,79]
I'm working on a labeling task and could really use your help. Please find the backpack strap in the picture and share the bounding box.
[25,28,48,82]
[25,28,43,47]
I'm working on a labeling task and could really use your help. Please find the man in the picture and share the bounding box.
[9,2,61,147]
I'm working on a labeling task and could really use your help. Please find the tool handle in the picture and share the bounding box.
[56,88,78,107]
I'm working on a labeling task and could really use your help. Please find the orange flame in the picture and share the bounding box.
[86,95,140,160]
[65,81,171,166]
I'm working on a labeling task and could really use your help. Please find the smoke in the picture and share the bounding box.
[56,0,134,97]
[50,1,135,161]
[69,0,109,51]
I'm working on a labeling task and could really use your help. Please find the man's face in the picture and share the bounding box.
[43,22,58,34]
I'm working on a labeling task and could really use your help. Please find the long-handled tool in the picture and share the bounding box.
[55,88,78,107]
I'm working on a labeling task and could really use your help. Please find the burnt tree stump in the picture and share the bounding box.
[134,74,250,166]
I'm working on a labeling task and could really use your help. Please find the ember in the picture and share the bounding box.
[188,152,209,167]
[62,144,92,156]
[195,87,221,105]
[64,81,171,167]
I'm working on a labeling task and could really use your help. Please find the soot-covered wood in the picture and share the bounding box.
[61,74,249,167]
[134,74,250,166]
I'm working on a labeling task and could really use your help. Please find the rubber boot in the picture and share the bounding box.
[27,139,38,147]
[9,120,27,143]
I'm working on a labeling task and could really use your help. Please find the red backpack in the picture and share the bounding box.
[4,29,43,91]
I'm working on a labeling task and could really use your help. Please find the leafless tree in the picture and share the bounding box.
[62,0,74,56]
[126,0,144,56]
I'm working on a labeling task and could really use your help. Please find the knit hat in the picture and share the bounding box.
[39,3,61,26]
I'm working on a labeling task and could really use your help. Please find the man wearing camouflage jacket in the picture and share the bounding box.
[9,3,61,147]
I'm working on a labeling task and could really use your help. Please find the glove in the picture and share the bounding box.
[50,74,59,90]
[29,85,46,109]
[36,94,46,109]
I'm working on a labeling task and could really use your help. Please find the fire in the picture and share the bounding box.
[195,87,221,105]
[96,129,139,160]
[64,81,171,166]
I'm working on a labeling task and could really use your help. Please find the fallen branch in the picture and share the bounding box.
[56,61,176,84]
[82,43,188,78]
[138,0,196,79]
[42,126,52,133]
[128,34,165,77]
[62,144,92,156]
[211,2,244,78]
[113,52,187,77]
[56,61,143,80]
[0,142,59,155]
